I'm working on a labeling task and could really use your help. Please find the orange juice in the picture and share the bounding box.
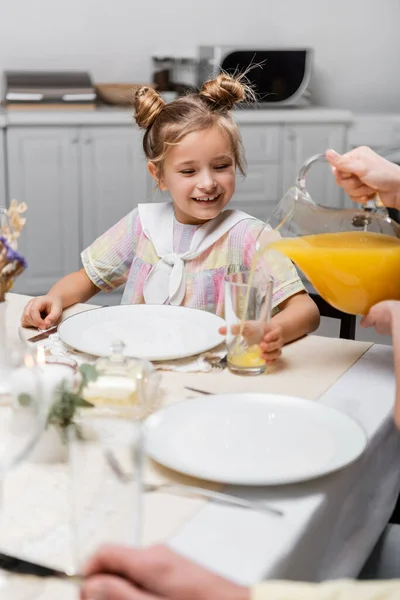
[228,344,265,370]
[269,231,400,315]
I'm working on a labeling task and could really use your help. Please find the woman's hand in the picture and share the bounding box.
[326,147,400,209]
[81,544,250,600]
[21,295,63,330]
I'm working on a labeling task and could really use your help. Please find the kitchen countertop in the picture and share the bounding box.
[1,105,353,126]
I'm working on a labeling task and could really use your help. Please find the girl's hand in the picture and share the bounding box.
[21,295,63,330]
[219,321,284,365]
[360,301,400,336]
[259,322,284,364]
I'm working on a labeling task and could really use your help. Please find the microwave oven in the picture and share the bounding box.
[197,46,313,107]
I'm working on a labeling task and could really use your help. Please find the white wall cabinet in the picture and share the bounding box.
[80,127,147,248]
[7,127,81,294]
[4,111,351,297]
[8,125,147,295]
[282,124,348,209]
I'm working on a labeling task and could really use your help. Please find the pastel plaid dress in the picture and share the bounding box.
[81,202,304,318]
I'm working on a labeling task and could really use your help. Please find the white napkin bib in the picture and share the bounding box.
[139,202,256,305]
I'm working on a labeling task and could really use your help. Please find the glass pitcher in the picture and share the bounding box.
[256,153,400,316]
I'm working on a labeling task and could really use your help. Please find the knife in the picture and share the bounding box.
[0,551,81,582]
[26,325,58,343]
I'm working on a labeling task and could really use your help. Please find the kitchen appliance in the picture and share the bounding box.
[197,46,313,107]
[152,56,198,101]
[3,70,97,109]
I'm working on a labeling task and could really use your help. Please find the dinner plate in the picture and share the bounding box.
[144,393,367,485]
[58,304,225,361]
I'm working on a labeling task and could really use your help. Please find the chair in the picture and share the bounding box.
[310,292,357,341]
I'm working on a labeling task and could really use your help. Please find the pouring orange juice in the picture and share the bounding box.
[268,231,400,315]
[255,153,400,316]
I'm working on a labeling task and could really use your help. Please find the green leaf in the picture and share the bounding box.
[18,393,32,407]
[79,364,98,387]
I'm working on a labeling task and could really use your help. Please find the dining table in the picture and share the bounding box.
[2,292,400,600]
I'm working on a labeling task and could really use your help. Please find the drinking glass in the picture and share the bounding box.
[68,343,160,570]
[224,270,273,376]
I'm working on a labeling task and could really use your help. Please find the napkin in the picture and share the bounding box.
[39,333,226,373]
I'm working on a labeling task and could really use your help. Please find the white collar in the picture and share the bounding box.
[138,202,255,305]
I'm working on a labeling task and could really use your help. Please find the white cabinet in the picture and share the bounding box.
[7,125,147,295]
[0,130,5,208]
[282,124,348,208]
[233,125,281,221]
[80,127,147,247]
[232,121,349,222]
[7,127,80,294]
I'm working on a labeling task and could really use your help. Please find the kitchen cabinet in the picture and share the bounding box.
[0,130,5,208]
[282,123,348,209]
[8,127,81,295]
[80,127,147,248]
[8,125,147,295]
[232,121,349,221]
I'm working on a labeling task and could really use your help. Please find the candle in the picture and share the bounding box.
[28,348,77,463]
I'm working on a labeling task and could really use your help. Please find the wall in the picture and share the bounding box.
[0,0,399,112]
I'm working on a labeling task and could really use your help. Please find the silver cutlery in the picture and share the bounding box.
[184,386,213,395]
[105,450,283,517]
[204,355,227,370]
[26,325,58,343]
[0,551,81,582]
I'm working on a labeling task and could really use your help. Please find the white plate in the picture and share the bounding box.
[144,393,367,485]
[58,305,225,361]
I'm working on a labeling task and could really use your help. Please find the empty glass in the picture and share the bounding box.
[225,270,273,376]
[68,342,160,569]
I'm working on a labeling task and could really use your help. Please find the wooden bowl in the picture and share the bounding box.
[95,83,151,107]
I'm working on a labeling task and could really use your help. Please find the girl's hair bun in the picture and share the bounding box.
[199,73,250,110]
[133,86,166,129]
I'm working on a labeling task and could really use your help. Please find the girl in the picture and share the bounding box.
[21,74,320,363]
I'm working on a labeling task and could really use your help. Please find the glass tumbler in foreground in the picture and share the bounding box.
[68,343,160,570]
[224,270,273,376]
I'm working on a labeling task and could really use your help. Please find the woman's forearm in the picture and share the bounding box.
[47,268,100,309]
[273,292,320,344]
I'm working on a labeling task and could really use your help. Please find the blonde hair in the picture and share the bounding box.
[133,74,253,176]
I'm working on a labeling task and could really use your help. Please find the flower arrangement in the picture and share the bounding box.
[0,200,28,302]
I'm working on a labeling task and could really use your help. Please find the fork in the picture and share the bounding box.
[204,355,227,370]
[105,450,283,517]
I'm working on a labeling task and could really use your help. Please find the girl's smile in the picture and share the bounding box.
[148,125,236,225]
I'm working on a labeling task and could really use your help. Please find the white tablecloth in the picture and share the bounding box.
[3,294,400,598]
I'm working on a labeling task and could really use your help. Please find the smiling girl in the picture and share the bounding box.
[21,74,319,362]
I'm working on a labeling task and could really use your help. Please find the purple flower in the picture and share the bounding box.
[0,236,27,268]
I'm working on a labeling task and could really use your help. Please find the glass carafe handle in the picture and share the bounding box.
[296,152,382,212]
[296,152,326,194]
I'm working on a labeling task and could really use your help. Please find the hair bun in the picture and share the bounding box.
[200,74,249,110]
[133,87,165,129]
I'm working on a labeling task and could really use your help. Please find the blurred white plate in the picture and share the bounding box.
[58,305,225,361]
[144,393,367,485]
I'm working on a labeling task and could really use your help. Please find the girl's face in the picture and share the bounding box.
[148,125,236,225]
